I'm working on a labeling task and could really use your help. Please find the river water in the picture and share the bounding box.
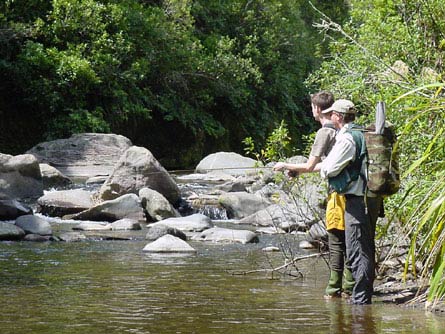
[1,175,445,334]
[1,222,444,334]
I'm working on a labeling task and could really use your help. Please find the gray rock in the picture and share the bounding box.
[0,153,43,199]
[15,215,52,235]
[192,227,259,244]
[0,221,25,240]
[175,172,236,183]
[85,176,108,185]
[70,193,145,222]
[0,193,33,220]
[39,163,72,189]
[218,192,271,219]
[262,246,280,252]
[307,222,328,243]
[37,189,94,217]
[195,152,260,175]
[98,146,180,204]
[214,180,249,193]
[58,231,87,242]
[142,234,196,253]
[23,234,52,242]
[27,133,132,180]
[255,226,286,234]
[239,204,306,232]
[72,222,111,231]
[299,240,315,249]
[150,213,213,232]
[110,218,142,231]
[288,174,327,223]
[139,187,180,221]
[145,224,187,241]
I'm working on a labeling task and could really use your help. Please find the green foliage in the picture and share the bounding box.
[243,120,291,164]
[1,0,338,165]
[307,0,445,301]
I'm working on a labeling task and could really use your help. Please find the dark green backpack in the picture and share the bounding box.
[364,122,400,196]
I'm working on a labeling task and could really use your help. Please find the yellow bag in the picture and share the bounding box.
[326,192,346,231]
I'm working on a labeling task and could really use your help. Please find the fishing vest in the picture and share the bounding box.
[328,124,367,193]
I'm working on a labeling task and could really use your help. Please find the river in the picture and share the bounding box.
[2,174,445,334]
[0,221,444,334]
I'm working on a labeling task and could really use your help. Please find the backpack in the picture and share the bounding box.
[364,121,400,196]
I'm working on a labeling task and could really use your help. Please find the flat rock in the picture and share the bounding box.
[37,189,94,217]
[149,213,213,232]
[27,133,132,180]
[192,227,259,244]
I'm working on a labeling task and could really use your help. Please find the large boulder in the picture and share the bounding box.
[0,193,33,220]
[238,204,305,232]
[69,193,145,222]
[139,187,180,222]
[0,153,43,199]
[287,174,327,224]
[98,146,180,204]
[15,215,52,236]
[195,152,259,175]
[37,189,94,217]
[218,192,271,219]
[27,133,132,180]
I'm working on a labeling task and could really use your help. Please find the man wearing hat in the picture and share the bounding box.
[319,99,375,305]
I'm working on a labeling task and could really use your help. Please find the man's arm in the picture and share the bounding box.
[273,155,322,174]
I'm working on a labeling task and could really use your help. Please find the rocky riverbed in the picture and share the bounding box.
[1,133,444,314]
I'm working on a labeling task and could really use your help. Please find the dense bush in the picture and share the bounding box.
[308,0,445,302]
[0,0,347,167]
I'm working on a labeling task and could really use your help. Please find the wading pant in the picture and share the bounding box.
[345,195,375,304]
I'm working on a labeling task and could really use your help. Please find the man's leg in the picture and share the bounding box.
[345,195,375,304]
[325,229,345,297]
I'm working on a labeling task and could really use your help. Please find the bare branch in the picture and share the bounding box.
[229,251,329,276]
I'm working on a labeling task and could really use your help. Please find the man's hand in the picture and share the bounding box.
[273,162,287,171]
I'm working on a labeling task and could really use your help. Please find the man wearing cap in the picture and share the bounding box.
[319,99,375,305]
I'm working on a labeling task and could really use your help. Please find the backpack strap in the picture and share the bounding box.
[348,125,368,191]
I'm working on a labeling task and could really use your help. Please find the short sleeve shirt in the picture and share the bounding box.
[310,125,336,158]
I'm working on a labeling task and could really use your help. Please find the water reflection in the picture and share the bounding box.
[326,300,377,334]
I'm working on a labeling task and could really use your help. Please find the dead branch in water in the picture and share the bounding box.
[230,251,329,277]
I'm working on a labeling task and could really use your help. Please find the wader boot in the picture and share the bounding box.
[342,267,355,298]
[325,270,342,298]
